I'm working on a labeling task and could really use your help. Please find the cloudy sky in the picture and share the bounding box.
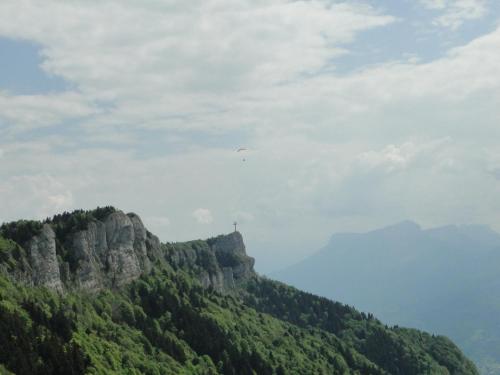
[1,0,500,273]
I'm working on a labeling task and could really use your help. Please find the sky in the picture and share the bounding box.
[1,0,500,273]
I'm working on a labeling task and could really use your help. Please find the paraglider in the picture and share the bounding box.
[236,147,248,161]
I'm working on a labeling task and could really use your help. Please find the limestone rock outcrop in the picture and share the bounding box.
[213,231,255,282]
[63,211,162,291]
[166,231,256,293]
[1,209,255,294]
[0,210,161,293]
[28,224,63,292]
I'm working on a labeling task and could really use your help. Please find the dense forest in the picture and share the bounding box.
[0,209,479,374]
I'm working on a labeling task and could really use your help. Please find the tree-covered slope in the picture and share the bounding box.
[241,277,478,375]
[0,209,479,375]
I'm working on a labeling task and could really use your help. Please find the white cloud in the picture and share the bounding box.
[1,1,500,271]
[419,0,488,30]
[0,91,97,133]
[193,208,214,224]
[0,174,74,221]
[0,0,395,133]
[357,139,452,174]
[420,0,447,9]
[358,143,417,173]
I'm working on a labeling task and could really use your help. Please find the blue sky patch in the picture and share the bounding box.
[0,37,70,95]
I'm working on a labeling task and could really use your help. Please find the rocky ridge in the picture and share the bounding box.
[0,209,256,293]
[164,231,255,292]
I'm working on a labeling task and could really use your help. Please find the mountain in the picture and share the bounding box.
[0,209,478,375]
[272,221,500,375]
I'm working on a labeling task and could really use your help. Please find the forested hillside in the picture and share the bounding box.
[0,209,479,374]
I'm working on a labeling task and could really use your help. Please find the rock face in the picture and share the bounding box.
[1,210,255,294]
[212,231,255,286]
[28,224,63,292]
[166,231,256,293]
[104,211,144,287]
[0,210,162,293]
[65,220,108,291]
[64,211,162,291]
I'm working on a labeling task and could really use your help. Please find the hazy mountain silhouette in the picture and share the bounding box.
[273,221,500,374]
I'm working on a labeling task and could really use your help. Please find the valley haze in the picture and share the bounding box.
[274,220,500,374]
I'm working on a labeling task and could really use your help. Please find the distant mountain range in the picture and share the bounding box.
[272,221,500,375]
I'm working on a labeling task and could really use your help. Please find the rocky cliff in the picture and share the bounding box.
[28,224,64,291]
[164,231,256,292]
[0,208,255,294]
[58,211,162,291]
